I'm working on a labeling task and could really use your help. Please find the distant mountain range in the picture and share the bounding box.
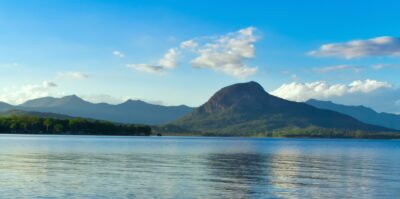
[0,110,75,119]
[0,102,13,112]
[0,95,192,125]
[160,81,396,137]
[306,99,400,131]
[1,81,399,138]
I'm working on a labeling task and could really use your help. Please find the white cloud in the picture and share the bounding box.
[190,27,258,79]
[372,63,400,70]
[58,72,89,80]
[126,64,164,74]
[309,36,400,59]
[0,81,59,105]
[113,50,125,58]
[127,48,179,74]
[43,81,57,88]
[314,65,361,73]
[372,64,386,70]
[180,40,198,49]
[159,48,179,69]
[271,79,392,102]
[127,27,259,78]
[348,79,392,93]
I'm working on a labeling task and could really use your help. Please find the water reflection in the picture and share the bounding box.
[205,153,270,198]
[0,135,399,198]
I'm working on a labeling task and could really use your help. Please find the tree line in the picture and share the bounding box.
[0,115,152,136]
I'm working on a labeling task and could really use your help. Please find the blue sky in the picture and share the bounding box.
[0,0,400,113]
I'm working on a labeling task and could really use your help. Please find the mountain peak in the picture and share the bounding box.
[20,95,87,108]
[61,94,82,100]
[20,96,59,107]
[0,101,13,111]
[228,81,264,91]
[199,81,271,113]
[120,99,148,106]
[168,82,394,135]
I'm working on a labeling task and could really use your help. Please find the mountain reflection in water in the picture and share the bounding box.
[0,135,399,198]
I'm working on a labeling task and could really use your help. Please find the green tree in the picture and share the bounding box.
[43,118,53,133]
[0,115,152,136]
[53,123,64,133]
[9,123,17,132]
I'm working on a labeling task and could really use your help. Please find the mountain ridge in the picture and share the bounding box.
[0,96,193,125]
[0,109,75,119]
[162,81,396,136]
[306,99,400,130]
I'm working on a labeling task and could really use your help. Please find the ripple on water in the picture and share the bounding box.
[0,135,399,199]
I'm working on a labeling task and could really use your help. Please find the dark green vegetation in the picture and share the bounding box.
[0,110,151,136]
[0,95,192,125]
[159,81,400,138]
[307,99,400,131]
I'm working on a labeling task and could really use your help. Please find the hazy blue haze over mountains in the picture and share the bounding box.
[0,110,74,119]
[0,95,193,125]
[306,99,400,131]
[0,102,13,112]
[0,82,398,135]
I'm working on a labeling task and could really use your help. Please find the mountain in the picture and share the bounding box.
[306,99,400,131]
[0,95,192,125]
[21,95,90,108]
[0,110,74,119]
[0,102,13,112]
[161,81,396,137]
[113,100,192,124]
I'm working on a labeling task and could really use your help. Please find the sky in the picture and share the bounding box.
[0,0,400,113]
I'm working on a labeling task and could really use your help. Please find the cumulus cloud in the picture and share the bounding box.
[0,81,59,105]
[127,48,179,74]
[58,72,89,80]
[309,36,400,59]
[180,40,198,49]
[271,79,392,102]
[127,27,259,78]
[348,79,392,93]
[314,65,361,73]
[113,50,125,58]
[159,48,179,69]
[190,27,258,79]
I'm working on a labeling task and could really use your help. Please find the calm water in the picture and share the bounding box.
[0,135,399,199]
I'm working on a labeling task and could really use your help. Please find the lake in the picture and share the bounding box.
[0,135,399,199]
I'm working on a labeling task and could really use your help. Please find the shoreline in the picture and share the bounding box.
[1,132,399,140]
